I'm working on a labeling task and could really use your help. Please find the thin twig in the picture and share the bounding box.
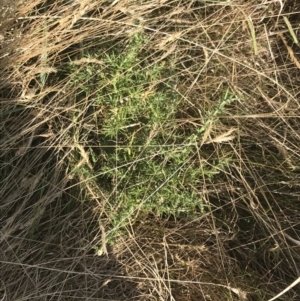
[268,276,300,301]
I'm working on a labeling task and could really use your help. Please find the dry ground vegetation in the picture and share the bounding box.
[1,0,300,300]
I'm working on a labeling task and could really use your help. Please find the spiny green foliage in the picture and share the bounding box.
[63,33,235,244]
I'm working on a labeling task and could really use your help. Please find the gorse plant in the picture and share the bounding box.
[63,32,236,245]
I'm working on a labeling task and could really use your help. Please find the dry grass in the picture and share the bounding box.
[1,0,300,300]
